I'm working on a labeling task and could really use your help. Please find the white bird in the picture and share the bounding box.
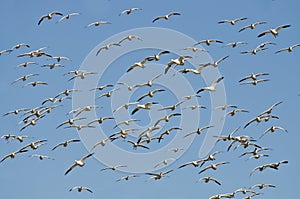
[51,139,80,151]
[23,81,48,87]
[137,89,165,102]
[258,101,283,116]
[2,108,29,116]
[256,42,276,49]
[51,56,70,62]
[200,56,229,67]
[65,153,94,175]
[96,43,120,56]
[275,43,300,54]
[0,49,13,56]
[239,73,269,82]
[100,165,127,171]
[30,154,54,160]
[146,170,173,180]
[54,89,79,98]
[131,102,158,115]
[86,21,111,27]
[154,158,176,168]
[198,162,230,174]
[69,186,93,193]
[258,24,291,38]
[183,47,207,52]
[158,127,182,143]
[11,74,39,85]
[241,48,267,55]
[0,149,28,163]
[145,50,170,61]
[184,126,214,137]
[113,102,139,113]
[239,21,267,32]
[126,57,152,72]
[20,140,47,151]
[215,105,238,111]
[165,55,192,74]
[11,43,30,50]
[226,109,249,117]
[152,12,181,23]
[223,42,247,48]
[154,113,181,127]
[197,77,224,93]
[240,79,270,86]
[97,88,120,99]
[251,183,276,190]
[158,100,186,111]
[87,117,114,125]
[17,62,38,68]
[126,140,149,150]
[259,126,288,139]
[41,63,64,69]
[194,39,223,46]
[57,12,80,23]
[119,8,141,16]
[118,35,142,44]
[38,11,63,25]
[90,84,113,91]
[134,74,162,88]
[114,119,140,129]
[218,17,247,25]
[116,175,139,182]
[198,177,221,186]
[68,71,96,81]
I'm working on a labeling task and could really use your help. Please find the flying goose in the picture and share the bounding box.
[100,165,127,171]
[223,42,247,48]
[97,88,120,99]
[68,71,96,81]
[57,13,80,23]
[247,154,269,160]
[30,154,54,160]
[183,47,207,52]
[233,188,256,195]
[91,137,115,150]
[17,62,38,68]
[11,135,33,143]
[114,119,140,129]
[41,63,64,69]
[0,49,13,56]
[182,94,201,100]
[241,47,267,55]
[250,160,288,176]
[258,101,283,116]
[119,8,141,16]
[56,117,86,129]
[23,81,48,87]
[239,147,271,158]
[200,56,229,67]
[69,186,93,193]
[118,35,142,44]
[175,68,201,75]
[20,116,45,131]
[96,43,120,56]
[51,139,80,151]
[198,162,230,174]
[3,108,28,116]
[0,149,28,163]
[256,42,276,49]
[251,183,276,190]
[198,177,221,186]
[20,140,47,151]
[215,105,238,111]
[64,124,95,131]
[199,151,224,167]
[158,127,182,143]
[11,43,30,50]
[38,11,63,25]
[194,39,223,46]
[117,82,137,91]
[86,21,111,27]
[41,96,71,105]
[240,79,270,86]
[126,140,149,150]
[258,24,291,38]
[131,102,158,115]
[214,127,240,142]
[184,126,214,138]
[110,128,138,140]
[1,134,19,142]
[113,102,139,113]
[90,84,113,91]
[197,76,224,93]
[116,175,139,182]
[154,113,181,127]
[218,17,247,25]
[134,74,162,88]
[11,74,39,85]
[146,170,173,180]
[226,109,249,117]
[275,43,300,53]
[239,21,267,32]
[65,153,94,175]
[154,158,176,168]
[50,56,70,62]
[126,57,152,72]
[259,126,288,139]
[145,50,170,61]
[182,105,206,110]
[165,55,192,74]
[178,159,205,169]
[158,100,186,111]
[152,12,181,23]
[137,89,165,102]
[87,117,114,125]
[239,73,269,82]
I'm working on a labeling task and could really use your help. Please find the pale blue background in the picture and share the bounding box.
[0,0,299,198]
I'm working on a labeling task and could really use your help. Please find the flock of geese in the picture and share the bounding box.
[0,4,296,199]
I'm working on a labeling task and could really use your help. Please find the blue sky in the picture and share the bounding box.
[0,0,299,198]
